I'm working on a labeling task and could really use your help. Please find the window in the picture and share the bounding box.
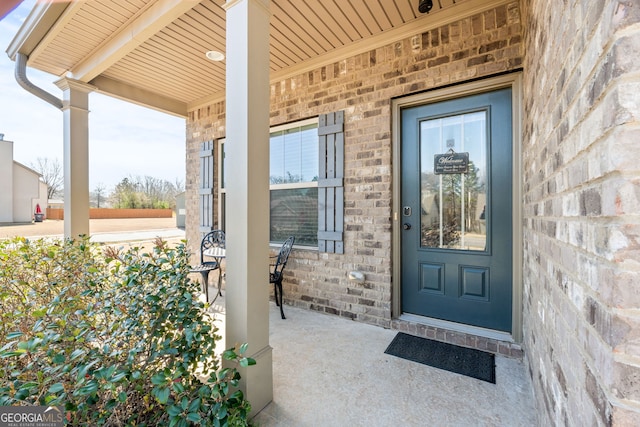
[219,118,319,246]
[269,121,319,245]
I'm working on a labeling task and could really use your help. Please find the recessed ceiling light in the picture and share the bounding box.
[206,51,225,61]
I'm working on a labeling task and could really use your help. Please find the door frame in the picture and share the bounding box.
[391,73,524,343]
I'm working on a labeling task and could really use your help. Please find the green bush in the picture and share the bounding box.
[0,237,254,426]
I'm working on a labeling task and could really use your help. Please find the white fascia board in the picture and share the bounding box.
[71,0,200,82]
[5,1,68,60]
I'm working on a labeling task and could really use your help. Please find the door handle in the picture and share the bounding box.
[403,223,411,230]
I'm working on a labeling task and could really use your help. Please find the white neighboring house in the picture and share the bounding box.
[0,135,48,223]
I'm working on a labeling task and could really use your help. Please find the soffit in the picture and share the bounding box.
[28,0,156,76]
[16,0,490,115]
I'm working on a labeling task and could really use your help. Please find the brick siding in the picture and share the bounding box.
[523,0,640,424]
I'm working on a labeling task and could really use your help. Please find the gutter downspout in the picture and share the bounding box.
[14,52,63,110]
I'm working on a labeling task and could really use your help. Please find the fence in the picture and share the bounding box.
[45,208,173,220]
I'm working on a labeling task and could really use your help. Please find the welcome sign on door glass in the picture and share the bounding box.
[434,150,469,174]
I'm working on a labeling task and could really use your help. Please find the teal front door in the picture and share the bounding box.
[401,88,513,332]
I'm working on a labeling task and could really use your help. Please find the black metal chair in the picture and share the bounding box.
[270,236,295,319]
[190,229,225,302]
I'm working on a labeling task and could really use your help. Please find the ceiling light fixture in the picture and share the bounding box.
[205,50,225,61]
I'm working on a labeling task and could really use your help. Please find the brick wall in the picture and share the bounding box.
[186,1,524,334]
[523,0,640,425]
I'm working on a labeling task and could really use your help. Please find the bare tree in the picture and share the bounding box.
[92,183,107,208]
[174,178,185,193]
[31,157,63,200]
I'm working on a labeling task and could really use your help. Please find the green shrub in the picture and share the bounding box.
[0,237,254,426]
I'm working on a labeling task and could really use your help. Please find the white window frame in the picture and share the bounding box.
[217,137,226,232]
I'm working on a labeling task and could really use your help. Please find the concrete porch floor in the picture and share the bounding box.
[208,295,538,426]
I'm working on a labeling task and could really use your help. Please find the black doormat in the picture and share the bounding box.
[384,332,496,383]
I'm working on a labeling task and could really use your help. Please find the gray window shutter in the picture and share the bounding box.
[199,140,215,232]
[318,111,344,254]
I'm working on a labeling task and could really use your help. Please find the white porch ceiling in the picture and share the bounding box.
[8,0,488,116]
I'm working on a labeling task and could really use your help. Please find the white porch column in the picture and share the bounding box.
[54,78,93,239]
[223,0,272,415]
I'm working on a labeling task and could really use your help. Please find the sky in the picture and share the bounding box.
[0,0,186,192]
